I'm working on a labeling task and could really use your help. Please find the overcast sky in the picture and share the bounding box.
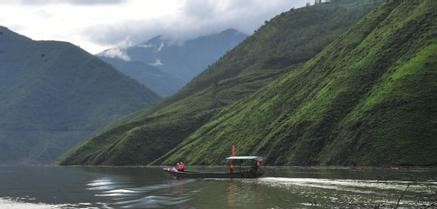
[0,0,310,53]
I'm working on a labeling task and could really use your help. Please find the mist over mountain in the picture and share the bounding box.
[97,29,247,96]
[0,26,160,164]
[97,56,183,97]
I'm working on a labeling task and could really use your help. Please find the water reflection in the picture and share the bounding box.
[227,181,237,209]
[0,166,436,209]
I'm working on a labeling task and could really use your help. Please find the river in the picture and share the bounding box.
[0,166,436,209]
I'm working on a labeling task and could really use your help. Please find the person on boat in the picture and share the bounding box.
[256,159,261,169]
[228,162,235,173]
[176,162,181,171]
[250,159,261,173]
[180,162,185,172]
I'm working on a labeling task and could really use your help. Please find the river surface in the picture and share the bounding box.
[0,166,436,209]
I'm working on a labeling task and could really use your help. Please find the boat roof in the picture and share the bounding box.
[226,156,262,160]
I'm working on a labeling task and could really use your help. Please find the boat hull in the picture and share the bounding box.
[163,168,263,179]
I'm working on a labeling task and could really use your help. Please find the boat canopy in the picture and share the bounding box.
[226,156,262,160]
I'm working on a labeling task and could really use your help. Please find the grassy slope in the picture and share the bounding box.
[0,27,160,164]
[162,0,437,166]
[60,0,381,165]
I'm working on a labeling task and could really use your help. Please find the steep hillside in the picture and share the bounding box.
[0,27,160,164]
[97,56,183,97]
[60,0,382,165]
[162,0,437,166]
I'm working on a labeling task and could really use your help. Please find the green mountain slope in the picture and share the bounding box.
[60,0,382,165]
[162,0,437,166]
[0,27,160,164]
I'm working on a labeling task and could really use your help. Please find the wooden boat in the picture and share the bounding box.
[163,156,263,179]
[163,167,263,178]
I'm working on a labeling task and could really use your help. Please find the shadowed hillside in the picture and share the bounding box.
[0,27,160,164]
[97,57,183,97]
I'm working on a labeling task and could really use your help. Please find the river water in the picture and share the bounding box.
[0,166,436,209]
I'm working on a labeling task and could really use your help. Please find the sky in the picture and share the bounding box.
[0,0,311,54]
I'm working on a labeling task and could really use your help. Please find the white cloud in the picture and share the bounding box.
[0,0,310,53]
[99,48,131,61]
[0,0,126,5]
[150,58,163,66]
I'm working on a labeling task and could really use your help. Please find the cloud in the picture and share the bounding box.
[150,58,163,66]
[99,48,131,61]
[182,0,222,19]
[84,0,308,49]
[0,0,310,53]
[0,0,126,5]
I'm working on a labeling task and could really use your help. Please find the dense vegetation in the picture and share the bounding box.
[0,27,160,164]
[60,0,382,165]
[163,0,437,166]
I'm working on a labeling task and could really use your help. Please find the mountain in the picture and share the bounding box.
[161,0,437,166]
[97,29,248,96]
[0,26,160,164]
[59,0,382,166]
[97,56,182,97]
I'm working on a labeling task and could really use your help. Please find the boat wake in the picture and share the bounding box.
[0,197,106,209]
[235,177,437,208]
[253,177,437,194]
[0,198,63,209]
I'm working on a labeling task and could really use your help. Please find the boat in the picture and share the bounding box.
[163,156,263,179]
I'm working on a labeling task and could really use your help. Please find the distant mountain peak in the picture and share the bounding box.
[0,26,32,42]
[220,28,246,36]
[133,29,246,50]
[97,28,248,87]
[147,35,164,43]
[0,26,12,33]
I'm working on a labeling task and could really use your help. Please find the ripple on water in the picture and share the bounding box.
[96,189,139,197]
[86,178,116,190]
[87,178,196,208]
[130,179,196,192]
[114,195,191,209]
